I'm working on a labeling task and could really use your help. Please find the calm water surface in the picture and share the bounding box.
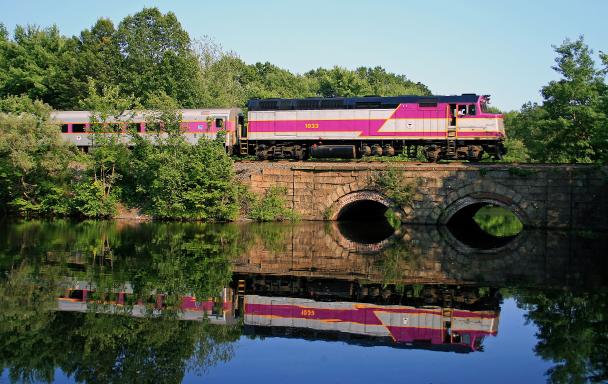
[0,219,606,383]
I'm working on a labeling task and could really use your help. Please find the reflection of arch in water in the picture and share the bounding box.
[438,224,528,255]
[331,221,397,254]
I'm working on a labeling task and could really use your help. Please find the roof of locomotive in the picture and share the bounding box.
[247,94,483,111]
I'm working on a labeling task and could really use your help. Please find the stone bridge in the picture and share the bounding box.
[236,162,608,229]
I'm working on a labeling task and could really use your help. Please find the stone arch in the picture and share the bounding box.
[328,190,403,221]
[435,181,530,227]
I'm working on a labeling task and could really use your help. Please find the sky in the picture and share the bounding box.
[1,0,607,111]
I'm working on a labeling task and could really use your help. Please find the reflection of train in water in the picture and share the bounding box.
[56,277,500,353]
[57,282,235,324]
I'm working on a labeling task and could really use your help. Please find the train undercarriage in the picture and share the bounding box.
[248,140,506,162]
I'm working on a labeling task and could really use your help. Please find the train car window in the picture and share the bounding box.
[90,123,103,132]
[215,118,224,128]
[146,122,161,132]
[107,123,121,133]
[60,124,68,133]
[468,104,477,115]
[72,124,86,133]
[127,123,141,132]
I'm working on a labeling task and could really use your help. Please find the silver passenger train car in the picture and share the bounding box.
[51,108,243,152]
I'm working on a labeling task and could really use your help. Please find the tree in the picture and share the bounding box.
[115,8,203,107]
[508,37,608,163]
[0,96,76,216]
[355,66,431,96]
[73,81,138,218]
[0,25,67,106]
[306,66,373,97]
[52,18,122,109]
[515,288,608,383]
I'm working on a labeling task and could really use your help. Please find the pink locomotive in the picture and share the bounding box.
[246,94,505,161]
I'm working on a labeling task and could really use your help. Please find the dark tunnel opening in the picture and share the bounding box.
[336,200,395,244]
[446,203,523,249]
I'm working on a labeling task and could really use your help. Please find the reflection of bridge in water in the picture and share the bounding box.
[232,221,607,288]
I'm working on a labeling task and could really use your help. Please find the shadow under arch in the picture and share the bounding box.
[330,190,404,221]
[328,190,404,249]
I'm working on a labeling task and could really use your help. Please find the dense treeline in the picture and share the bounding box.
[0,8,430,110]
[1,7,607,219]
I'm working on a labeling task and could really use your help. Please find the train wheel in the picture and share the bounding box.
[424,145,441,162]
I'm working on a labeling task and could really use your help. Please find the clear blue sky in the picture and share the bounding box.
[2,0,607,111]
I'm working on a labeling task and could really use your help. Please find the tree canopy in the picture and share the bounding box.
[506,37,608,163]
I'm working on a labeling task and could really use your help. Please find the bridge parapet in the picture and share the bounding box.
[235,162,608,229]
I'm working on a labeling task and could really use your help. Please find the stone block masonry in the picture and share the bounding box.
[235,162,608,230]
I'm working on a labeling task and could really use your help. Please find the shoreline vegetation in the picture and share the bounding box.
[1,8,607,221]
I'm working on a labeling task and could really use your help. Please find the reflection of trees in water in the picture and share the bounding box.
[511,288,608,384]
[374,239,419,285]
[0,220,243,383]
[0,309,240,383]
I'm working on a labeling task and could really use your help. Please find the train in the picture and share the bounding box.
[51,93,505,162]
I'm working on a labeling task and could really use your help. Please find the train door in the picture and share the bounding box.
[448,104,457,129]
[237,113,248,155]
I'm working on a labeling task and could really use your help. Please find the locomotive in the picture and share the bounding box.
[52,94,505,162]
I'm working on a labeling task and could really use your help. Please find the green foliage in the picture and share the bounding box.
[507,37,608,163]
[0,110,76,216]
[473,206,523,237]
[71,179,117,218]
[247,186,299,222]
[0,220,249,383]
[0,25,66,105]
[513,288,608,383]
[128,115,240,220]
[373,168,418,207]
[115,8,203,107]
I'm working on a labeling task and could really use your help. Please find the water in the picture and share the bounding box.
[0,219,606,384]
